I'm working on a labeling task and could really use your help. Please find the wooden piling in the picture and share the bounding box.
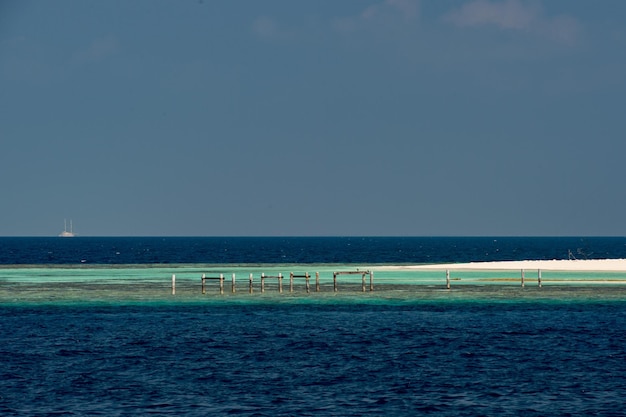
[333,272,338,292]
[538,269,542,288]
[172,274,176,295]
[219,273,224,295]
[370,271,374,292]
[316,272,320,292]
[202,273,206,294]
[249,273,253,293]
[232,273,236,293]
[361,273,366,292]
[278,273,283,293]
[521,269,525,288]
[289,272,294,293]
[261,273,265,293]
[306,272,310,293]
[446,269,450,289]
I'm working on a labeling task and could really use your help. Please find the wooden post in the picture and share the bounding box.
[232,273,236,293]
[219,273,224,295]
[446,269,450,289]
[249,273,253,293]
[290,272,294,293]
[202,273,206,294]
[538,269,542,288]
[261,273,265,293]
[316,272,320,292]
[306,272,310,293]
[171,274,176,295]
[362,273,366,292]
[279,273,283,293]
[333,272,338,292]
[370,271,374,292]
[521,269,525,288]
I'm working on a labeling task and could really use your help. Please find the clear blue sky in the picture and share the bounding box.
[1,0,625,236]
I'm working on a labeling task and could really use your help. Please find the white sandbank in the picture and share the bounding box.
[386,259,626,272]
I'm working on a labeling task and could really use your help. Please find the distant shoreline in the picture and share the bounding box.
[393,259,626,272]
[3,259,626,271]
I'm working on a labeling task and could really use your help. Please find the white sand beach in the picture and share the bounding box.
[394,259,626,272]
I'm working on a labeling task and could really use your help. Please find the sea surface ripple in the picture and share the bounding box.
[2,303,625,416]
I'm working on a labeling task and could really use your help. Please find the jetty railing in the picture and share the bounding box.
[201,273,227,295]
[289,272,320,293]
[333,270,374,292]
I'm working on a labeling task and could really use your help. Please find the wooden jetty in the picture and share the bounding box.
[170,268,549,296]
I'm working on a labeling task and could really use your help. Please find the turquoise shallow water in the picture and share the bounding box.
[2,264,626,306]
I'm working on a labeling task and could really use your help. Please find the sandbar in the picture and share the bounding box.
[389,259,626,272]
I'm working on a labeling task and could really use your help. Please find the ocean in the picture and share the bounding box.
[2,237,626,416]
[3,236,626,265]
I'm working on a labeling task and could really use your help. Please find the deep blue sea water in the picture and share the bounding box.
[2,237,626,415]
[2,236,626,265]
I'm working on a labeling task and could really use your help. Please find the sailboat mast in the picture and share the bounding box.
[59,219,75,237]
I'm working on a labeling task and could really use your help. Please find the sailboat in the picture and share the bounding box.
[59,219,76,237]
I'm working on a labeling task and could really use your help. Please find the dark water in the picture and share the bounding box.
[2,237,626,415]
[2,236,626,264]
[2,303,626,416]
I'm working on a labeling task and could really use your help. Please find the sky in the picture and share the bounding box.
[1,0,625,237]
